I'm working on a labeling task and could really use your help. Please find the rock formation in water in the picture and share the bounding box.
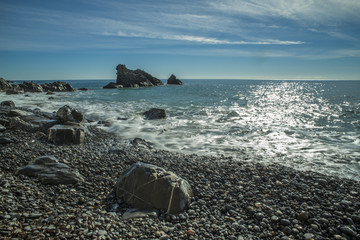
[103,64,164,88]
[167,74,183,85]
[0,77,75,94]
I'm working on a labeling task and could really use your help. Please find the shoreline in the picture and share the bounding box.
[1,104,360,239]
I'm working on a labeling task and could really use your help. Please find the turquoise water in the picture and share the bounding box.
[4,79,360,180]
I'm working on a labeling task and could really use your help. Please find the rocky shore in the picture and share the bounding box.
[1,104,359,239]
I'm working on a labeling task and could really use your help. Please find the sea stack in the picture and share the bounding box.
[167,74,183,85]
[104,64,163,88]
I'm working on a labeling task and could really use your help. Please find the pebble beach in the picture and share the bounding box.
[0,104,359,240]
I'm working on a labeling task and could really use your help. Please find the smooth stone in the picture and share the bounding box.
[297,211,309,221]
[340,226,357,237]
[122,208,159,220]
[0,137,13,145]
[280,219,292,226]
[303,233,314,240]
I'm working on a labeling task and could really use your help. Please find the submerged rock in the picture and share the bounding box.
[115,162,193,214]
[103,82,123,89]
[143,108,166,120]
[17,156,83,184]
[167,74,183,85]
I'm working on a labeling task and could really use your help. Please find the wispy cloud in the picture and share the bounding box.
[99,30,304,45]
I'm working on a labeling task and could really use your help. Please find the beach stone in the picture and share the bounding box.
[303,233,314,240]
[56,105,84,124]
[8,109,34,118]
[115,162,193,214]
[340,226,357,237]
[167,74,183,85]
[130,137,153,149]
[297,211,310,222]
[48,124,85,144]
[0,100,15,108]
[17,156,83,184]
[0,124,6,132]
[143,108,166,120]
[122,208,159,220]
[0,137,14,145]
[9,117,41,132]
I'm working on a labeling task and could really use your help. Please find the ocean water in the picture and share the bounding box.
[3,79,360,181]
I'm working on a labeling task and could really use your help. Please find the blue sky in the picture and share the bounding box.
[0,0,359,80]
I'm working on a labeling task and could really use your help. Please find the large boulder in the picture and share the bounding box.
[167,74,183,85]
[17,156,83,184]
[115,162,193,214]
[104,64,164,88]
[47,124,85,144]
[56,105,84,124]
[143,108,166,120]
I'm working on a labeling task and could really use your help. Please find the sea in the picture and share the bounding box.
[3,79,360,181]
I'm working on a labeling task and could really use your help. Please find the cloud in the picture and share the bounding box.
[209,0,360,25]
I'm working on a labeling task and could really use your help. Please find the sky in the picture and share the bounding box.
[0,0,360,80]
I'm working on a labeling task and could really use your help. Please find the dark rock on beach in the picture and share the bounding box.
[17,156,83,185]
[115,162,193,214]
[0,100,15,108]
[56,105,84,124]
[143,108,166,120]
[167,74,183,85]
[103,64,164,89]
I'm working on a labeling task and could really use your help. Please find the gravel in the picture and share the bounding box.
[1,106,359,239]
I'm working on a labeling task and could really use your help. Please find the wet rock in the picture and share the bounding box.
[19,82,43,92]
[6,88,24,95]
[167,74,183,85]
[115,162,193,214]
[47,124,86,144]
[17,156,83,184]
[0,77,12,90]
[56,105,84,124]
[41,81,75,92]
[0,124,6,132]
[103,82,123,89]
[78,88,89,91]
[130,138,153,149]
[0,101,15,108]
[143,108,166,120]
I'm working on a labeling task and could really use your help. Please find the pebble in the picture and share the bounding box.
[297,211,309,222]
[340,226,357,237]
[303,233,314,240]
